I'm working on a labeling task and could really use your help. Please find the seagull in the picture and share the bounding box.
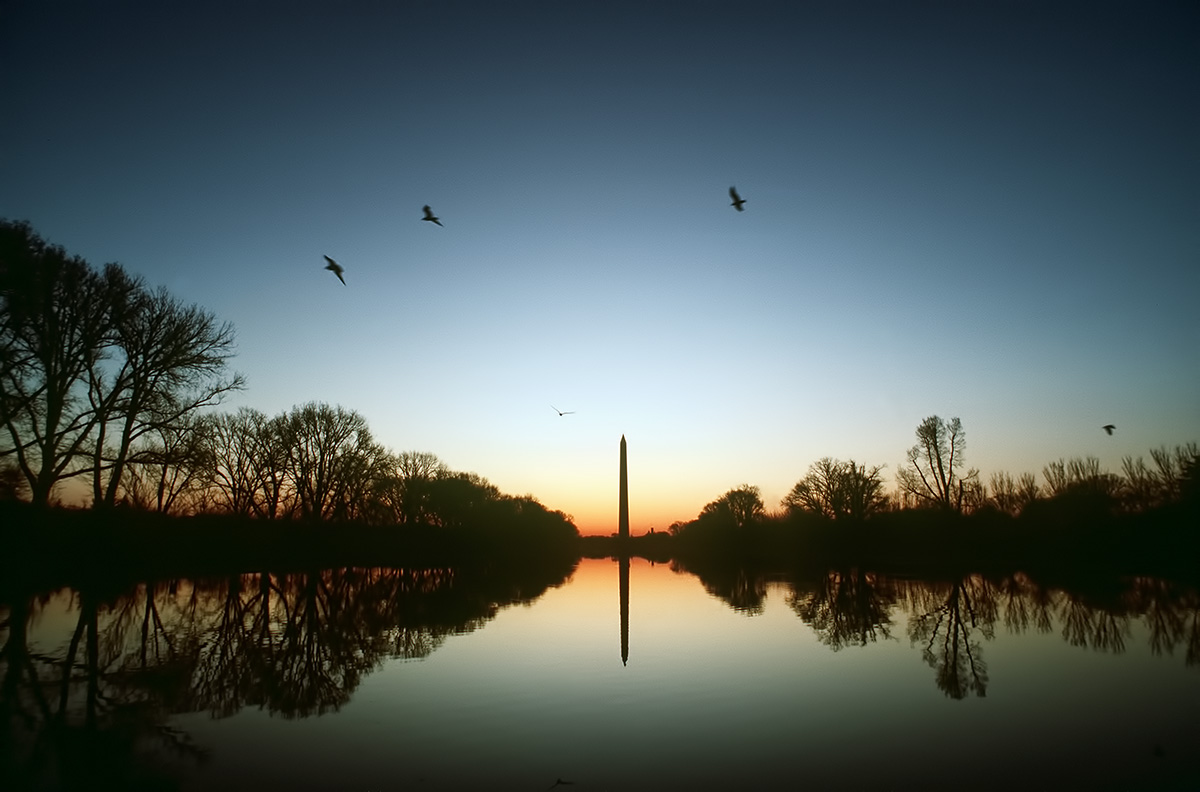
[729,186,746,211]
[322,255,345,285]
[547,780,574,791]
[1102,424,1115,435]
[551,405,575,417]
[422,205,443,226]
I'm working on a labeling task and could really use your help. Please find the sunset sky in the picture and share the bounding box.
[2,1,1196,534]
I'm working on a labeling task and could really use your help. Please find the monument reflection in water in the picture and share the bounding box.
[619,434,630,666]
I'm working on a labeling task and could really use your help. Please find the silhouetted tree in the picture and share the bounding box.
[483,493,578,545]
[206,408,295,519]
[423,471,502,530]
[896,415,979,512]
[1038,456,1123,521]
[1,220,242,510]
[1121,443,1199,511]
[368,450,448,525]
[699,484,765,530]
[88,281,243,508]
[1042,456,1120,499]
[122,413,214,514]
[1182,450,1200,508]
[987,470,1040,516]
[1150,443,1199,504]
[281,402,388,521]
[0,220,112,506]
[782,458,887,520]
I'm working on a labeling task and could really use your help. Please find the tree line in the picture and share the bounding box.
[0,220,575,545]
[128,403,576,543]
[672,414,1198,539]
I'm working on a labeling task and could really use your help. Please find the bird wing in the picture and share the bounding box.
[423,205,434,218]
[323,255,338,267]
[729,187,740,200]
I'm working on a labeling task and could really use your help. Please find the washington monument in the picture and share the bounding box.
[619,435,629,540]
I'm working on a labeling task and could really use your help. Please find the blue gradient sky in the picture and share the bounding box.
[3,1,1197,533]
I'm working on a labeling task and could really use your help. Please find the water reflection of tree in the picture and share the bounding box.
[1128,577,1200,666]
[2,586,207,790]
[788,569,896,650]
[1059,591,1130,655]
[903,576,996,699]
[673,562,768,614]
[994,573,1055,636]
[185,566,537,719]
[2,558,573,785]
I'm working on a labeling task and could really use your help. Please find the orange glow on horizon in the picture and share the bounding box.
[571,508,688,537]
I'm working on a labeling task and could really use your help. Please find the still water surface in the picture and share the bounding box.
[3,557,1198,790]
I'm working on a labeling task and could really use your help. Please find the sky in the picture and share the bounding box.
[2,1,1197,534]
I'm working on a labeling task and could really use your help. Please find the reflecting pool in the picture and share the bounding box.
[3,558,1198,790]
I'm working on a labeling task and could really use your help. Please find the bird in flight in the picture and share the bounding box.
[551,405,575,417]
[546,780,574,791]
[729,186,746,211]
[422,205,443,226]
[323,255,345,285]
[1102,424,1115,435]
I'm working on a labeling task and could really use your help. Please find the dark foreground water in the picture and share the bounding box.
[3,557,1198,791]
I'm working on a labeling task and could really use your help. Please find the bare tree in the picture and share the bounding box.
[988,471,1040,516]
[281,402,387,521]
[1121,443,1200,510]
[783,458,887,520]
[1121,455,1159,512]
[0,220,113,505]
[1,221,242,509]
[369,450,448,525]
[1042,456,1121,499]
[1150,443,1199,503]
[89,282,244,508]
[206,408,296,519]
[205,408,264,517]
[122,413,214,514]
[896,415,979,512]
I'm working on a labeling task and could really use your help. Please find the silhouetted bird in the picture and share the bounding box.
[323,255,345,285]
[547,780,574,791]
[422,205,443,226]
[1103,424,1115,435]
[551,405,575,417]
[729,186,746,211]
